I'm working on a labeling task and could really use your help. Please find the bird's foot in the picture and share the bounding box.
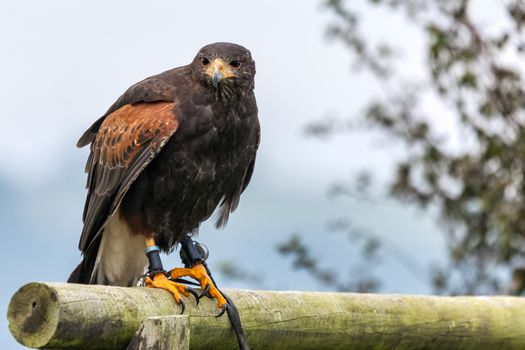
[144,272,198,314]
[169,263,227,311]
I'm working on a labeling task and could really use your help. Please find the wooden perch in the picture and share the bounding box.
[8,282,525,349]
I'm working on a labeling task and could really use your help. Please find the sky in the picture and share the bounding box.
[0,1,450,348]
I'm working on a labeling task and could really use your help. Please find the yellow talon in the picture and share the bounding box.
[144,272,189,304]
[169,263,227,309]
[142,238,225,310]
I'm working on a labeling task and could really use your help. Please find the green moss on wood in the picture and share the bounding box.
[8,283,525,349]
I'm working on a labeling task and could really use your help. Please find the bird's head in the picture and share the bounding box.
[192,42,255,96]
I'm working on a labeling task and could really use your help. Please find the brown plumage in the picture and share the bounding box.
[69,42,259,286]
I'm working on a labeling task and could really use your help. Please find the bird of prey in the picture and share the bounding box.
[68,42,260,314]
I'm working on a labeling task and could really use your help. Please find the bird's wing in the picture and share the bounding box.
[215,118,260,228]
[79,102,178,253]
[77,73,179,148]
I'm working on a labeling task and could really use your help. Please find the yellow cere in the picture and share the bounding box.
[206,58,235,79]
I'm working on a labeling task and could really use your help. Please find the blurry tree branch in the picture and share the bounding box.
[216,261,265,287]
[277,233,381,292]
[302,0,525,294]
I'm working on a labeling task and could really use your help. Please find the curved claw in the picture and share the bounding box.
[179,299,186,315]
[168,263,227,309]
[187,288,200,303]
[172,277,200,286]
[215,303,228,318]
[198,284,211,301]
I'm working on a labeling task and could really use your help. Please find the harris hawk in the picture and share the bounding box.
[68,43,259,320]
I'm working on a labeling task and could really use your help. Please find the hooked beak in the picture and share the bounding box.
[206,58,234,88]
[212,68,222,88]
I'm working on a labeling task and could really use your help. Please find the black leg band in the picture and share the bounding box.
[180,235,209,268]
[145,245,165,275]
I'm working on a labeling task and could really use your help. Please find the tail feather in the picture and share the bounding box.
[68,213,148,286]
[67,259,95,284]
[67,235,102,284]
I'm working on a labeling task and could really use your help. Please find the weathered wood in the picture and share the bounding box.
[8,282,525,349]
[127,315,189,350]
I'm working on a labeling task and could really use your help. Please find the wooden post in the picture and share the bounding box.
[127,315,189,350]
[7,282,525,349]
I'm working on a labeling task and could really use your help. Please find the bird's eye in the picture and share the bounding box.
[201,58,210,66]
[229,60,241,68]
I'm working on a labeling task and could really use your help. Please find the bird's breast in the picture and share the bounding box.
[120,102,258,249]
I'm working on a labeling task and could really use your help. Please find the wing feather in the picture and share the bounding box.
[79,102,178,253]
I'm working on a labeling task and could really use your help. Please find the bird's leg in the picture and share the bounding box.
[175,235,250,350]
[143,237,197,313]
[169,235,228,310]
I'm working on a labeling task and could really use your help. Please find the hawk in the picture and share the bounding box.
[68,42,260,314]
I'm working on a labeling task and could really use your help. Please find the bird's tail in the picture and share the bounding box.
[67,237,101,284]
[67,260,91,284]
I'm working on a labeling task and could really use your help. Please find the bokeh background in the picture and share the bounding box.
[5,0,523,348]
